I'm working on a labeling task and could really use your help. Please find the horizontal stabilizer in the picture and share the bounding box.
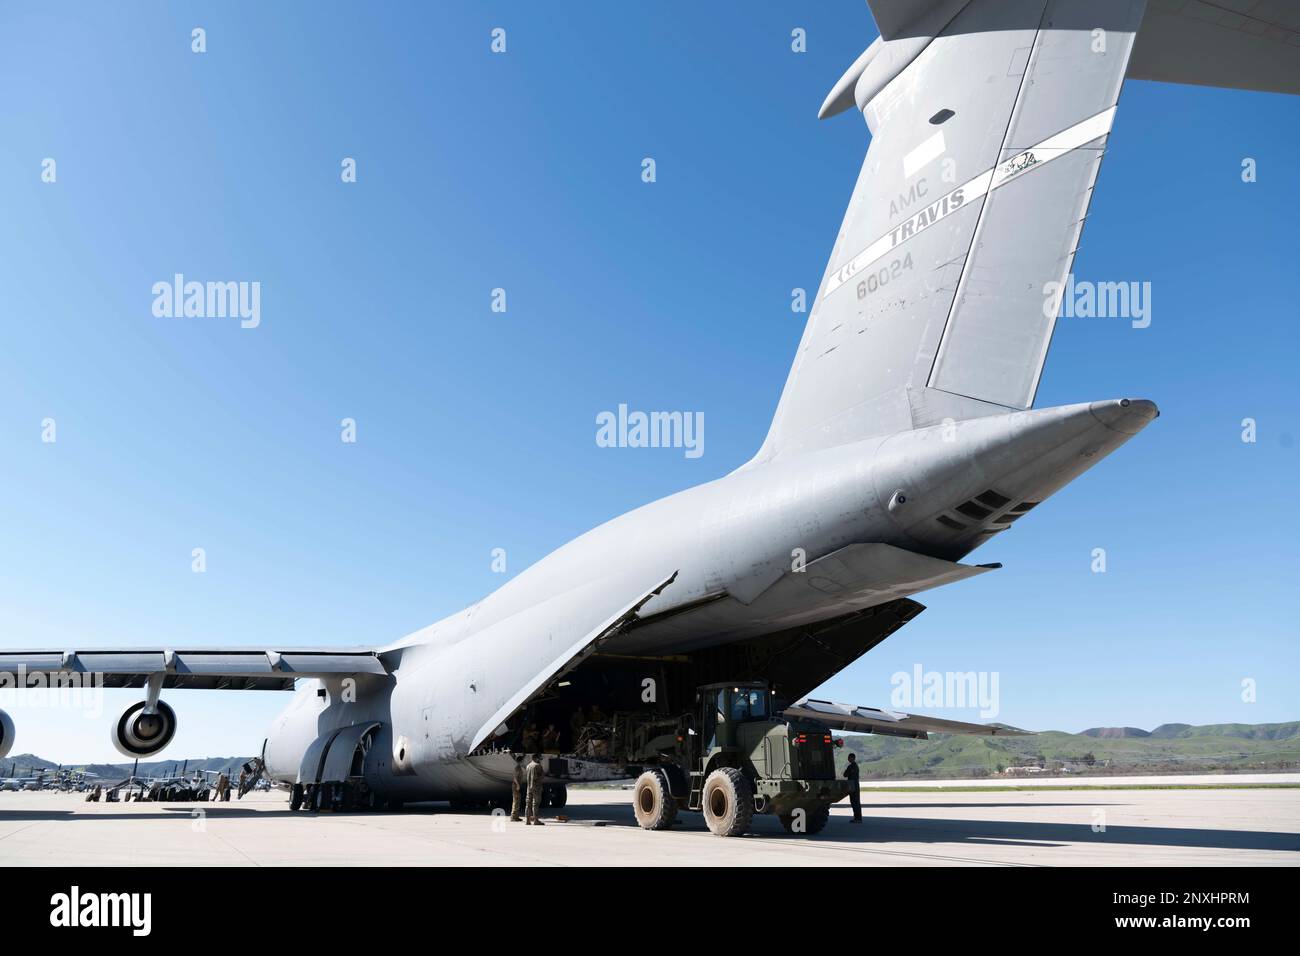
[734,542,999,617]
[1128,1,1300,96]
[865,0,970,41]
[787,697,1031,739]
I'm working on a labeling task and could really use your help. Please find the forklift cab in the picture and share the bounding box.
[697,682,774,756]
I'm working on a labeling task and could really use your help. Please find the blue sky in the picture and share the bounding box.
[1,2,1296,762]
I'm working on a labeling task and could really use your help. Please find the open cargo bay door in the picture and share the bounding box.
[468,570,678,753]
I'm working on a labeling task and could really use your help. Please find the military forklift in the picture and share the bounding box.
[629,681,850,837]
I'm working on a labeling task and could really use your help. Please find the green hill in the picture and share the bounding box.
[7,721,1299,784]
[840,721,1300,780]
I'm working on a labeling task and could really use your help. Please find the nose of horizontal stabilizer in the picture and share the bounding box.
[1089,398,1159,435]
[819,42,879,119]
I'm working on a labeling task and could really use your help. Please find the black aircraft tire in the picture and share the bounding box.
[632,771,677,831]
[546,784,568,809]
[289,784,303,811]
[702,768,753,838]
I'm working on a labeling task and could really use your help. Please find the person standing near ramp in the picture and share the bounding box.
[525,753,545,826]
[510,754,527,822]
[844,753,861,823]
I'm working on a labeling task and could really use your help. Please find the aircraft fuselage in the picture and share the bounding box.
[264,398,1155,802]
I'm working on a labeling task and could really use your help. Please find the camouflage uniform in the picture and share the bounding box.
[521,723,540,752]
[525,756,545,825]
[510,756,527,821]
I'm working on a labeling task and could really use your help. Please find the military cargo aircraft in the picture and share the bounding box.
[1,0,1295,834]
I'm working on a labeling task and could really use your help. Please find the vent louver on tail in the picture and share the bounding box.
[941,489,1018,531]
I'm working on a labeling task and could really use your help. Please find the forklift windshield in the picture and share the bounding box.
[728,687,770,722]
[702,685,772,754]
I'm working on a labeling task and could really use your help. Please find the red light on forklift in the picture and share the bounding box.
[823,735,832,744]
[796,734,807,744]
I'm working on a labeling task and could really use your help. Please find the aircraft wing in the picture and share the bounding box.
[786,697,1031,740]
[0,647,388,691]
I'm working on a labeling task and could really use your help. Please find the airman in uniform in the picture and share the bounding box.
[510,753,527,822]
[522,721,541,752]
[844,752,862,823]
[569,707,587,747]
[525,753,545,825]
[542,723,561,752]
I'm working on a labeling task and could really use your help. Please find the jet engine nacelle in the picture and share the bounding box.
[111,700,177,758]
[0,709,14,759]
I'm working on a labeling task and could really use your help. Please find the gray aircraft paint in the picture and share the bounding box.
[3,0,1296,802]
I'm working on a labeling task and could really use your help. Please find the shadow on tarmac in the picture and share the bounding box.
[532,797,1300,853]
[4,795,1297,854]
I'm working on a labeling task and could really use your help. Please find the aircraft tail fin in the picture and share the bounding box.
[755,0,1147,464]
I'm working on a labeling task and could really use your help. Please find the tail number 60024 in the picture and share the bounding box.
[856,253,913,300]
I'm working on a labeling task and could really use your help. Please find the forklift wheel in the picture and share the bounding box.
[702,768,753,837]
[780,803,830,835]
[632,771,677,831]
[805,803,830,834]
